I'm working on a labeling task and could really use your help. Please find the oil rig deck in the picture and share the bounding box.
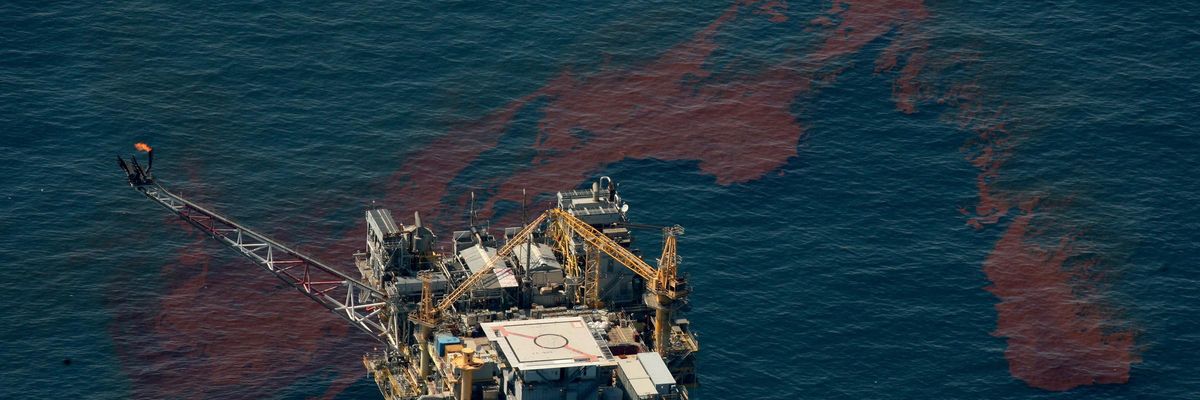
[118,148,699,400]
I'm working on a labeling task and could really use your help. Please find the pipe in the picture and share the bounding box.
[419,325,432,386]
[599,176,615,201]
[458,348,479,400]
[459,368,474,400]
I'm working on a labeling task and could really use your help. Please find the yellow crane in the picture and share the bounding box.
[654,225,685,355]
[546,209,687,354]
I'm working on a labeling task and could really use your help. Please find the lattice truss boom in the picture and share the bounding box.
[136,184,397,348]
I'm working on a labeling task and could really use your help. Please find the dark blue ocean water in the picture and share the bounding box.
[2,1,1198,399]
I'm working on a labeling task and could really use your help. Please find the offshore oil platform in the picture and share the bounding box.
[118,145,699,400]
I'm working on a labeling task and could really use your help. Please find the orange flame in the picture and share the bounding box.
[135,142,152,152]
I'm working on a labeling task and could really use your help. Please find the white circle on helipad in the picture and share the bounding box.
[533,334,569,349]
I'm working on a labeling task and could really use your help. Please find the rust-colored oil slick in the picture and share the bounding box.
[947,78,1139,389]
[111,167,365,400]
[984,200,1138,390]
[113,0,1137,397]
[382,0,932,231]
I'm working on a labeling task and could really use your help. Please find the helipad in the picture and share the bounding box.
[481,316,616,371]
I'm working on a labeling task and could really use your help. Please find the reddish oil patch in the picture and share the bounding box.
[383,0,932,231]
[922,75,1019,229]
[112,2,941,397]
[110,168,368,399]
[809,0,928,64]
[110,0,1140,396]
[961,105,1016,229]
[749,0,791,23]
[134,242,364,399]
[984,200,1138,390]
[940,72,1141,389]
[874,25,928,114]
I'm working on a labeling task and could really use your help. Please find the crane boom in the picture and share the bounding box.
[434,212,548,312]
[131,182,392,343]
[546,208,659,284]
[657,225,684,293]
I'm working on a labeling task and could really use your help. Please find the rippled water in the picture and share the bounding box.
[2,1,1198,399]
